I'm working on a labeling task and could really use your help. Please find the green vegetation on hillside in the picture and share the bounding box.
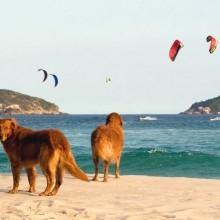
[184,95,220,114]
[0,89,60,114]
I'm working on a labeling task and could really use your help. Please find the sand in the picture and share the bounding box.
[0,174,220,220]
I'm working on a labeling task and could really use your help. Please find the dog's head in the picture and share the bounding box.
[0,118,17,142]
[105,112,123,127]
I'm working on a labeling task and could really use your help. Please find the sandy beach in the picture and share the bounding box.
[0,174,220,220]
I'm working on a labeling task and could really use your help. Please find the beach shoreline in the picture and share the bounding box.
[0,174,220,220]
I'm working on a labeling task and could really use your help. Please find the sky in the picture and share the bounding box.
[1,0,220,114]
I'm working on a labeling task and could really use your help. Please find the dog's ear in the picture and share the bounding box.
[105,116,110,125]
[120,118,123,127]
[9,118,17,131]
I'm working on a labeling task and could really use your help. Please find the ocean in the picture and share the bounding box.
[1,114,220,179]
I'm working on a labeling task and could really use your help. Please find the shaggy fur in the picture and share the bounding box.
[0,118,89,196]
[91,112,124,182]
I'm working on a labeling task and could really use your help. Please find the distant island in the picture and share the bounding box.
[183,95,220,114]
[0,89,61,115]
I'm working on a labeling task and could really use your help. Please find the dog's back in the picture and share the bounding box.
[91,124,123,162]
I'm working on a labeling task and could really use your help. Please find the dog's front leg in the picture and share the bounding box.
[8,164,20,194]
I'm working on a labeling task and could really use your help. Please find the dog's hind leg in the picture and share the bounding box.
[92,157,99,181]
[49,161,64,196]
[26,167,36,192]
[115,156,121,179]
[39,166,56,196]
[39,149,59,196]
[103,160,110,182]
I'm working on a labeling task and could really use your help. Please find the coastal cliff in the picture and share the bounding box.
[183,95,220,114]
[0,89,61,115]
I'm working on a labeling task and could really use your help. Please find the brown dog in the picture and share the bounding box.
[91,112,124,182]
[0,118,89,196]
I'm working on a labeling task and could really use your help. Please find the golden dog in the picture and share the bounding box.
[0,118,89,196]
[91,112,124,182]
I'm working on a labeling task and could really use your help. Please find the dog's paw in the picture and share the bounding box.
[47,191,56,196]
[39,192,49,196]
[7,189,18,194]
[28,187,36,193]
[92,177,99,181]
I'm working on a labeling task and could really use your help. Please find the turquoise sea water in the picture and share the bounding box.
[1,114,220,179]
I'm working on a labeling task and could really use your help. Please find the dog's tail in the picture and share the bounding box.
[63,152,89,182]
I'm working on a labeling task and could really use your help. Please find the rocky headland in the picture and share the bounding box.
[183,95,220,115]
[0,89,61,115]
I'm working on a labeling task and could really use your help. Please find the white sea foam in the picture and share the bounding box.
[148,147,167,154]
